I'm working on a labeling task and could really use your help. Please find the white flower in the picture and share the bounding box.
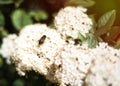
[0,34,17,64]
[54,6,93,39]
[85,43,120,86]
[11,24,65,76]
[56,44,93,86]
[46,43,120,86]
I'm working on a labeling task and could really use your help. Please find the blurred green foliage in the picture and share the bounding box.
[29,11,48,21]
[0,0,120,86]
[0,11,4,27]
[0,0,15,4]
[11,9,33,30]
[96,10,116,36]
[11,9,48,30]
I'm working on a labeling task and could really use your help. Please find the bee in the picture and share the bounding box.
[38,35,46,45]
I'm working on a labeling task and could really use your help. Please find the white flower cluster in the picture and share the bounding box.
[11,24,65,76]
[0,34,17,64]
[85,43,120,86]
[54,6,92,39]
[53,44,93,86]
[46,43,120,86]
[0,6,120,86]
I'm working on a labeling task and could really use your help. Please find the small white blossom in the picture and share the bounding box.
[0,34,17,64]
[54,6,93,39]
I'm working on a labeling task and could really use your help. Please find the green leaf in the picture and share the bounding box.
[65,0,95,7]
[0,0,14,4]
[87,33,98,48]
[78,32,99,48]
[0,11,5,27]
[98,10,116,28]
[78,32,87,42]
[29,11,48,21]
[96,10,116,36]
[11,9,33,30]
